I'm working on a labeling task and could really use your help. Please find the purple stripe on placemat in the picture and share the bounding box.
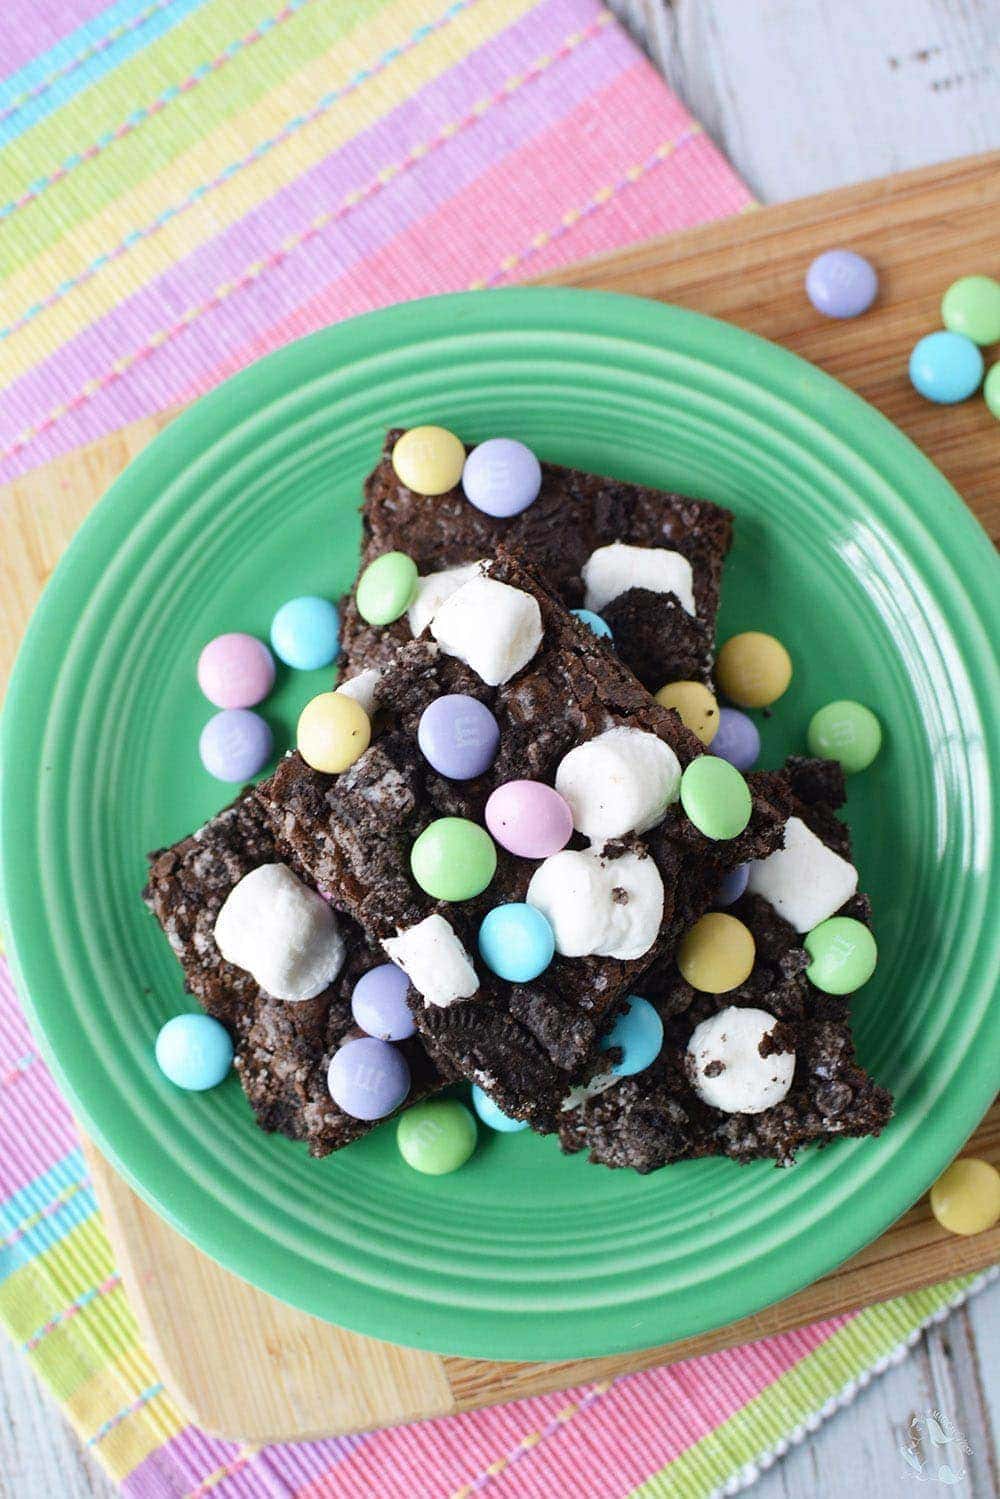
[1,0,116,78]
[120,1426,367,1497]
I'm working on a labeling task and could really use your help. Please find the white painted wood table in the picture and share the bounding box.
[3,2,998,1494]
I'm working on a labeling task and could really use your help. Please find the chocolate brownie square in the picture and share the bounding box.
[143,791,444,1156]
[558,760,892,1170]
[339,429,732,691]
[256,547,791,1129]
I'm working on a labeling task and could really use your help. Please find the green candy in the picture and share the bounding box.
[985,363,1000,421]
[410,817,497,901]
[356,551,418,626]
[941,275,1000,346]
[397,1099,478,1175]
[807,700,882,774]
[680,756,751,840]
[804,917,878,995]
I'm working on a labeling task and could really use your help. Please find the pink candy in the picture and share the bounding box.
[197,632,275,708]
[485,780,573,859]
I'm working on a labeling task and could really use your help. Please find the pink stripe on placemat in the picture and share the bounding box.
[0,966,80,1195]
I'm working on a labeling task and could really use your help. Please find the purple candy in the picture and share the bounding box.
[805,250,878,319]
[462,438,542,518]
[716,863,750,907]
[327,1037,410,1120]
[711,708,760,772]
[417,694,500,780]
[199,709,273,782]
[351,963,415,1041]
[485,779,573,859]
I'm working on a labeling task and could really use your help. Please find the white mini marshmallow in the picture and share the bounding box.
[555,726,681,840]
[746,816,858,932]
[335,667,382,716]
[527,847,663,962]
[407,560,483,638]
[214,863,345,1002]
[560,1071,618,1112]
[582,542,696,616]
[383,913,479,1008]
[430,574,543,686]
[687,1006,795,1114]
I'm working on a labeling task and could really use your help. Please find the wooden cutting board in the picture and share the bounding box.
[2,151,998,1443]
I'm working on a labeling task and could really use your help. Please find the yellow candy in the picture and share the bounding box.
[391,425,465,495]
[297,691,371,774]
[715,631,792,708]
[655,680,719,745]
[930,1158,1000,1236]
[678,913,755,994]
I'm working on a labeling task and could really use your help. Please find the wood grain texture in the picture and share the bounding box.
[1,152,995,1446]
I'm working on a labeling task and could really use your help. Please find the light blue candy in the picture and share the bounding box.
[471,1083,529,1132]
[571,608,613,641]
[909,331,984,404]
[270,596,340,670]
[478,903,555,983]
[600,995,663,1078]
[155,1013,233,1091]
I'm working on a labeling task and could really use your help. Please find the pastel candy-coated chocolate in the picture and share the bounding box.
[410,817,497,901]
[807,700,882,774]
[197,632,275,708]
[909,331,983,404]
[351,963,415,1041]
[571,608,613,640]
[680,756,752,840]
[930,1159,1000,1236]
[397,1099,478,1174]
[199,708,273,782]
[462,437,542,518]
[478,902,555,983]
[297,691,371,773]
[600,995,664,1077]
[270,596,340,670]
[417,694,500,780]
[471,1084,528,1133]
[392,425,466,495]
[804,916,877,995]
[805,249,878,318]
[155,1013,233,1091]
[941,275,1000,346]
[654,680,719,745]
[484,780,573,858]
[355,551,418,627]
[678,912,756,994]
[716,862,750,907]
[984,362,1000,420]
[711,708,760,771]
[327,1037,410,1120]
[715,632,792,709]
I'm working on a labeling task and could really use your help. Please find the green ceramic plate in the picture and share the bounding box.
[2,289,998,1361]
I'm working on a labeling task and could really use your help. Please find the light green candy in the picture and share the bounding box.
[941,276,1000,346]
[410,817,497,901]
[807,700,882,774]
[397,1099,478,1175]
[680,756,751,840]
[356,551,418,626]
[805,917,877,995]
[984,363,1000,421]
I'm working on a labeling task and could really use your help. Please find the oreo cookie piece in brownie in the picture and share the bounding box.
[143,791,444,1156]
[558,760,892,1171]
[339,429,732,691]
[256,547,791,1130]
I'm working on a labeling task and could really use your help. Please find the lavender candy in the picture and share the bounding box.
[716,863,750,907]
[199,708,273,782]
[327,1037,410,1121]
[417,694,500,780]
[805,250,878,319]
[462,438,542,518]
[351,963,416,1041]
[711,708,760,772]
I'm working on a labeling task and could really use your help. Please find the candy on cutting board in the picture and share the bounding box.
[930,1159,1000,1236]
[941,275,1000,346]
[805,249,878,318]
[909,330,984,404]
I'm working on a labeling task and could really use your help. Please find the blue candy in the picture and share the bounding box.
[471,1083,529,1133]
[716,863,750,907]
[155,1013,233,1091]
[600,995,664,1078]
[478,903,555,983]
[571,608,613,641]
[270,596,340,670]
[417,694,500,780]
[909,331,984,404]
